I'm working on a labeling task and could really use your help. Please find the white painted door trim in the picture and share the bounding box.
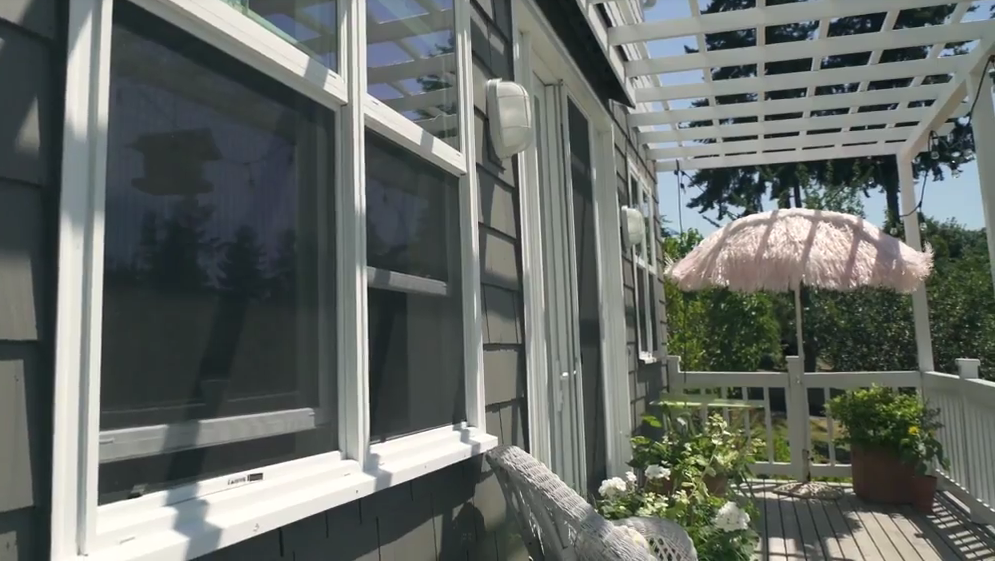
[513,29,553,469]
[513,0,632,484]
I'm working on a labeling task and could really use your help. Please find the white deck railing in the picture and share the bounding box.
[665,355,995,526]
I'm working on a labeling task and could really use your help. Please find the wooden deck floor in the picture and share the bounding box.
[747,481,995,561]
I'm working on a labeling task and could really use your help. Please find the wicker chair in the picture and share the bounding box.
[485,446,698,561]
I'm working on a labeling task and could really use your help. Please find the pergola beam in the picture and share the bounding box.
[625,21,987,77]
[899,31,995,160]
[649,124,953,160]
[634,56,964,103]
[368,53,455,84]
[639,105,967,144]
[609,0,974,45]
[349,11,452,45]
[382,88,453,113]
[656,143,901,172]
[630,83,947,127]
[868,5,969,146]
[688,0,723,150]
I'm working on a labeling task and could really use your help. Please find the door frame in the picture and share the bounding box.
[530,61,588,492]
[511,0,632,479]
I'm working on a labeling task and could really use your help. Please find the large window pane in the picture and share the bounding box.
[366,132,465,441]
[225,0,338,72]
[99,3,336,504]
[366,0,458,146]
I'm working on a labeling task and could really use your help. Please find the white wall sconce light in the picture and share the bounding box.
[486,79,534,159]
[620,206,646,249]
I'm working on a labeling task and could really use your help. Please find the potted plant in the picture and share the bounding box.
[630,407,761,497]
[827,386,948,513]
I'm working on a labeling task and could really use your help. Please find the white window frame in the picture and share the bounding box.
[50,0,493,559]
[628,158,660,365]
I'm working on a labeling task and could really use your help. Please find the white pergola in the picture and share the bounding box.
[607,0,995,374]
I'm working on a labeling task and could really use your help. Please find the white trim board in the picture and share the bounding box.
[90,428,497,561]
[97,408,324,463]
[514,27,554,468]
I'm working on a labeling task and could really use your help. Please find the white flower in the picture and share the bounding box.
[645,464,672,481]
[672,490,690,506]
[598,477,628,498]
[625,470,638,485]
[618,526,650,551]
[713,501,751,532]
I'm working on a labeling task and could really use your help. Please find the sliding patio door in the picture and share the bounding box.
[531,52,602,494]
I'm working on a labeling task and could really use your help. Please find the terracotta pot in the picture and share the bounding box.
[911,474,938,514]
[851,444,916,505]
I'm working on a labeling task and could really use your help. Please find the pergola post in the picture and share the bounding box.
[897,155,935,373]
[966,68,995,297]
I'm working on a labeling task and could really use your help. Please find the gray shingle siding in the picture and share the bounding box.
[0,1,64,559]
[610,101,667,436]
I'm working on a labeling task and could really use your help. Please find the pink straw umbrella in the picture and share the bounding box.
[664,208,934,497]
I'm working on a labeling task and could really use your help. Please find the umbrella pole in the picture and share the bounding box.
[772,285,842,500]
[793,285,809,483]
[794,286,804,367]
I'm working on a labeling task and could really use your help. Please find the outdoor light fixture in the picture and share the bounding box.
[486,79,533,159]
[620,206,646,249]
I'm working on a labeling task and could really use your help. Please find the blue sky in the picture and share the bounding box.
[643,1,994,235]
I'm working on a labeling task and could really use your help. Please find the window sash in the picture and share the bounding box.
[54,0,486,557]
[630,161,658,362]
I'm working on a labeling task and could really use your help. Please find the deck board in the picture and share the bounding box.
[746,482,995,561]
[779,493,808,560]
[792,492,828,561]
[807,494,847,561]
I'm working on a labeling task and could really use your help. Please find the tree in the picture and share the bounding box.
[217,225,267,300]
[268,229,298,300]
[139,197,217,292]
[800,218,995,379]
[681,1,976,224]
[663,229,782,372]
[663,218,995,380]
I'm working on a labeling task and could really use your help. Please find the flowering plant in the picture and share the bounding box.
[595,469,758,560]
[630,408,762,490]
[596,410,761,560]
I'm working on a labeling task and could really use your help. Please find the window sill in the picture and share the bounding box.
[77,427,498,561]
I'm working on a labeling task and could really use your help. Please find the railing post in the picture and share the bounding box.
[956,358,982,523]
[667,355,684,394]
[786,356,809,481]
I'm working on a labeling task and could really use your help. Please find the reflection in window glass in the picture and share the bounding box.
[637,274,649,353]
[365,132,465,441]
[641,189,654,259]
[629,177,644,261]
[225,0,338,72]
[366,0,458,146]
[99,3,336,504]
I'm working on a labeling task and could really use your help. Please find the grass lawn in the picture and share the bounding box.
[708,409,852,482]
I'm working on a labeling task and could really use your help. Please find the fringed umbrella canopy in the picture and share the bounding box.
[665,208,934,294]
